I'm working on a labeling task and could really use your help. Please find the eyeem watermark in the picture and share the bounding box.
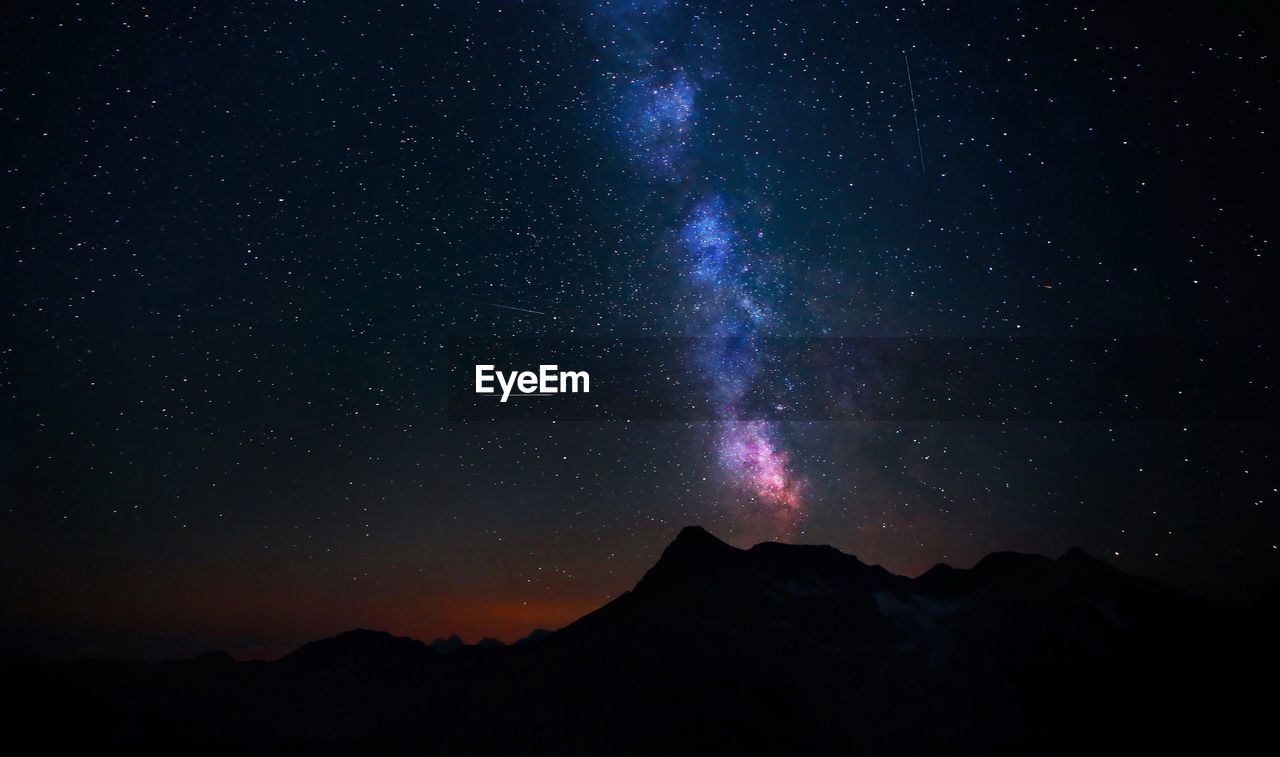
[475,364,590,402]
[450,337,1279,421]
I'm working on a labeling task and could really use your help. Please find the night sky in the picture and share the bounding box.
[3,1,1276,661]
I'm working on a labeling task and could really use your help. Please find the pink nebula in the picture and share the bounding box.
[718,421,803,511]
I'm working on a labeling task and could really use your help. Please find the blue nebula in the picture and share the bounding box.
[590,0,804,519]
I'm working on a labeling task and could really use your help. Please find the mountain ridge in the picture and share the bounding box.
[90,527,1176,664]
[14,525,1273,755]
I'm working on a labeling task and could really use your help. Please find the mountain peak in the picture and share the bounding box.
[282,628,431,664]
[662,525,740,560]
[429,634,465,654]
[672,524,728,547]
[631,526,741,595]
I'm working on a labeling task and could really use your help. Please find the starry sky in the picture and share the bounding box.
[2,1,1276,661]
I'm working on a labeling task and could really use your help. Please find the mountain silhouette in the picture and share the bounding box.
[428,633,465,654]
[10,526,1273,754]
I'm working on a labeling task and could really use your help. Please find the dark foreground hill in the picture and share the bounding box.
[10,526,1275,754]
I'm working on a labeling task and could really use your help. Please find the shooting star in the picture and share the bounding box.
[416,295,546,316]
[904,52,927,177]
[458,298,546,316]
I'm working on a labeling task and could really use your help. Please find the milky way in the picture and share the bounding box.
[4,0,1273,662]
[591,0,804,525]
